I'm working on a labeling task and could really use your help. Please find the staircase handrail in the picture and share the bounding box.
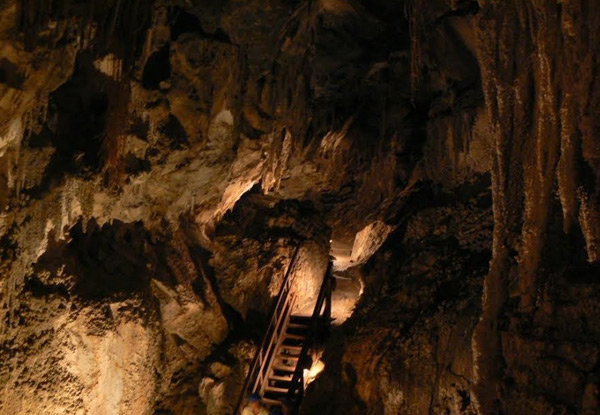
[234,243,303,414]
[286,260,333,408]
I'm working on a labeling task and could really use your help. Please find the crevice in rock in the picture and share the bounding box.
[158,114,189,149]
[142,43,172,90]
[0,58,24,89]
[170,7,205,41]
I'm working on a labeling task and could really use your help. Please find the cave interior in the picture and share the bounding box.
[1,0,600,414]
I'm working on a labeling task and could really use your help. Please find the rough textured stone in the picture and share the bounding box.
[0,1,599,414]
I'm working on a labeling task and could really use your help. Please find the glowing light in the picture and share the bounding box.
[303,359,325,386]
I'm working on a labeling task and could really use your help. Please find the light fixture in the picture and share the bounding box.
[303,359,325,386]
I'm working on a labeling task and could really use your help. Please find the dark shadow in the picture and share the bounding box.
[159,114,189,149]
[0,58,24,89]
[171,7,205,41]
[142,43,171,90]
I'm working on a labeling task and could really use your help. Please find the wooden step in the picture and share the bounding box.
[276,355,299,363]
[287,322,309,330]
[280,345,302,352]
[264,389,301,399]
[283,338,306,346]
[284,333,306,341]
[264,392,298,403]
[272,363,296,372]
[261,397,283,407]
[290,315,311,322]
[273,359,297,369]
[278,349,301,357]
[265,385,289,394]
[269,374,293,382]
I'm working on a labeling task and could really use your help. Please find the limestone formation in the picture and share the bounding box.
[0,1,599,414]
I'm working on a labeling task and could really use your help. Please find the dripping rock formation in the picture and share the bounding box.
[0,0,599,414]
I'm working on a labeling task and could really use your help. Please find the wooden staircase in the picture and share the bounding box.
[261,315,311,406]
[235,245,334,414]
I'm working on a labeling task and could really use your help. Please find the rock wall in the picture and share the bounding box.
[0,0,599,414]
[303,1,600,414]
[302,177,492,415]
[471,1,600,413]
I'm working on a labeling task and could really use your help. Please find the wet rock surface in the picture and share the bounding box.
[0,0,599,414]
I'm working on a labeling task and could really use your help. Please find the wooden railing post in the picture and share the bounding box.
[323,266,333,324]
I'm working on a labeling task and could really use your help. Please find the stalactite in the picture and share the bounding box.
[578,190,600,261]
[405,0,425,103]
[557,94,578,234]
[16,0,151,74]
[471,3,518,413]
[472,1,600,413]
[101,80,130,185]
[22,93,49,139]
[518,1,562,311]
